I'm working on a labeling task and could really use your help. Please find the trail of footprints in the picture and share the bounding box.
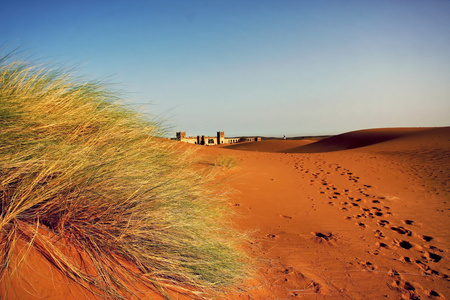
[292,158,448,297]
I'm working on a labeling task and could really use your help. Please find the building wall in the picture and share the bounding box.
[175,131,260,145]
[176,132,186,140]
[217,131,225,144]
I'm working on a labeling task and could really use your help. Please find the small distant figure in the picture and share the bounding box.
[283,135,286,140]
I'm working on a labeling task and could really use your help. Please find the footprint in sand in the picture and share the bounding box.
[377,220,390,227]
[403,219,414,225]
[376,241,388,248]
[373,229,385,238]
[359,260,377,270]
[394,239,414,250]
[357,222,367,229]
[390,226,412,236]
[423,251,442,263]
[371,206,383,216]
[428,290,443,298]
[427,245,443,253]
[400,256,412,263]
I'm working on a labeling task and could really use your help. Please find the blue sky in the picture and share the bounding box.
[2,1,449,137]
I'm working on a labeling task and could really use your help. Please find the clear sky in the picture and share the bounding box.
[2,1,449,137]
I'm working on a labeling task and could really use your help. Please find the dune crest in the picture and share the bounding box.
[218,138,322,153]
[284,127,432,153]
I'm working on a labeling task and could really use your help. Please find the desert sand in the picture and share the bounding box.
[205,127,449,299]
[2,127,449,299]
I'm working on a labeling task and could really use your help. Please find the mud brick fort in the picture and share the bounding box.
[175,131,261,145]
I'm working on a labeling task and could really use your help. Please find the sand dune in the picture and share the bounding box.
[219,128,437,154]
[287,127,431,153]
[201,126,450,299]
[218,138,322,153]
[356,126,450,152]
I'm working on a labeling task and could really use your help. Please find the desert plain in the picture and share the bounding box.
[3,126,449,299]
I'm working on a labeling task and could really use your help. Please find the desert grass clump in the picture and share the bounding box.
[0,55,251,299]
[214,155,237,169]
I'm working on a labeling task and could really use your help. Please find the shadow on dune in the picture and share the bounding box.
[220,139,321,153]
[282,128,430,153]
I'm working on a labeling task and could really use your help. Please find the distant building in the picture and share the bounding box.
[175,131,261,145]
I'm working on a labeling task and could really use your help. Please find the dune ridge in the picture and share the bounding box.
[218,138,323,153]
[220,127,440,154]
[282,127,433,153]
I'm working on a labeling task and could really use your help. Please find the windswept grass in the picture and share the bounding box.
[214,155,237,169]
[0,55,251,299]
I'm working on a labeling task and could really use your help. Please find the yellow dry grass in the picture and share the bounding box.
[0,54,252,299]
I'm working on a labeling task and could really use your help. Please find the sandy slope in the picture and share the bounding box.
[2,127,449,299]
[218,138,323,153]
[282,127,430,153]
[203,127,450,299]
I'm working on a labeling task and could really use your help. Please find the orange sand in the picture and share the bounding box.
[208,127,450,299]
[2,127,449,299]
[217,138,324,153]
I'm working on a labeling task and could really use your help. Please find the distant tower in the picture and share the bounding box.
[217,131,225,144]
[176,132,186,140]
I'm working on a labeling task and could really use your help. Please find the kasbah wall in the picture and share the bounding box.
[175,131,261,145]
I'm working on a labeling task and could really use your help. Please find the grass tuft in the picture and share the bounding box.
[0,54,252,299]
[214,155,237,169]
